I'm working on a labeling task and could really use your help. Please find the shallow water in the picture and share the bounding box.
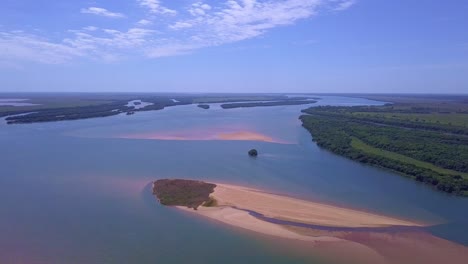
[0,96,466,263]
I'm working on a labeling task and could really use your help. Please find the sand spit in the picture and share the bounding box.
[174,183,467,264]
[204,184,421,228]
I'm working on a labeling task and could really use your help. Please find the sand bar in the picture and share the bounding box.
[202,183,422,228]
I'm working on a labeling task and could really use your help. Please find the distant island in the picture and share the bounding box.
[221,99,316,109]
[197,104,210,109]
[300,95,468,196]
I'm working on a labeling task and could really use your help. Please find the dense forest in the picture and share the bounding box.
[300,102,468,196]
[153,179,216,209]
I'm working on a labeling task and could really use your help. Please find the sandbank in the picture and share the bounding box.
[197,183,422,228]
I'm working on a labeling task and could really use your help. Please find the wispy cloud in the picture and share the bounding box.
[333,0,356,11]
[81,7,125,18]
[137,0,177,15]
[137,19,152,26]
[156,0,326,57]
[1,0,354,64]
[0,31,83,64]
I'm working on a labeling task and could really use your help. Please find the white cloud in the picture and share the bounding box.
[1,0,355,63]
[169,22,193,30]
[137,0,177,15]
[153,0,325,56]
[63,28,156,60]
[333,0,356,11]
[188,2,212,16]
[137,19,152,26]
[0,31,83,64]
[81,7,125,18]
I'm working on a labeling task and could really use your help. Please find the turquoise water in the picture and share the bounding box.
[0,96,466,263]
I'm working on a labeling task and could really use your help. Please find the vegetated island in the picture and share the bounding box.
[248,149,258,156]
[221,99,316,109]
[0,94,312,124]
[300,95,468,196]
[152,179,467,264]
[197,104,210,109]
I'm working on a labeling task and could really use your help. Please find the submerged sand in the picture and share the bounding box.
[176,183,467,264]
[117,129,286,143]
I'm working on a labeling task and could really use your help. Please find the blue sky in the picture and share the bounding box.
[0,0,467,93]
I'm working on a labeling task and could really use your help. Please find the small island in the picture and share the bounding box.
[248,149,258,157]
[197,104,210,109]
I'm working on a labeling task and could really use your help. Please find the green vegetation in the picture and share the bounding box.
[197,104,210,109]
[153,179,216,209]
[350,137,468,178]
[300,97,468,196]
[221,99,316,109]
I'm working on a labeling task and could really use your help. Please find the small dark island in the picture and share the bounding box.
[126,111,135,115]
[153,179,216,209]
[248,149,258,157]
[197,104,210,109]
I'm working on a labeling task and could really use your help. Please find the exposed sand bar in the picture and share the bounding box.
[177,183,422,245]
[174,183,467,264]
[201,183,422,228]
